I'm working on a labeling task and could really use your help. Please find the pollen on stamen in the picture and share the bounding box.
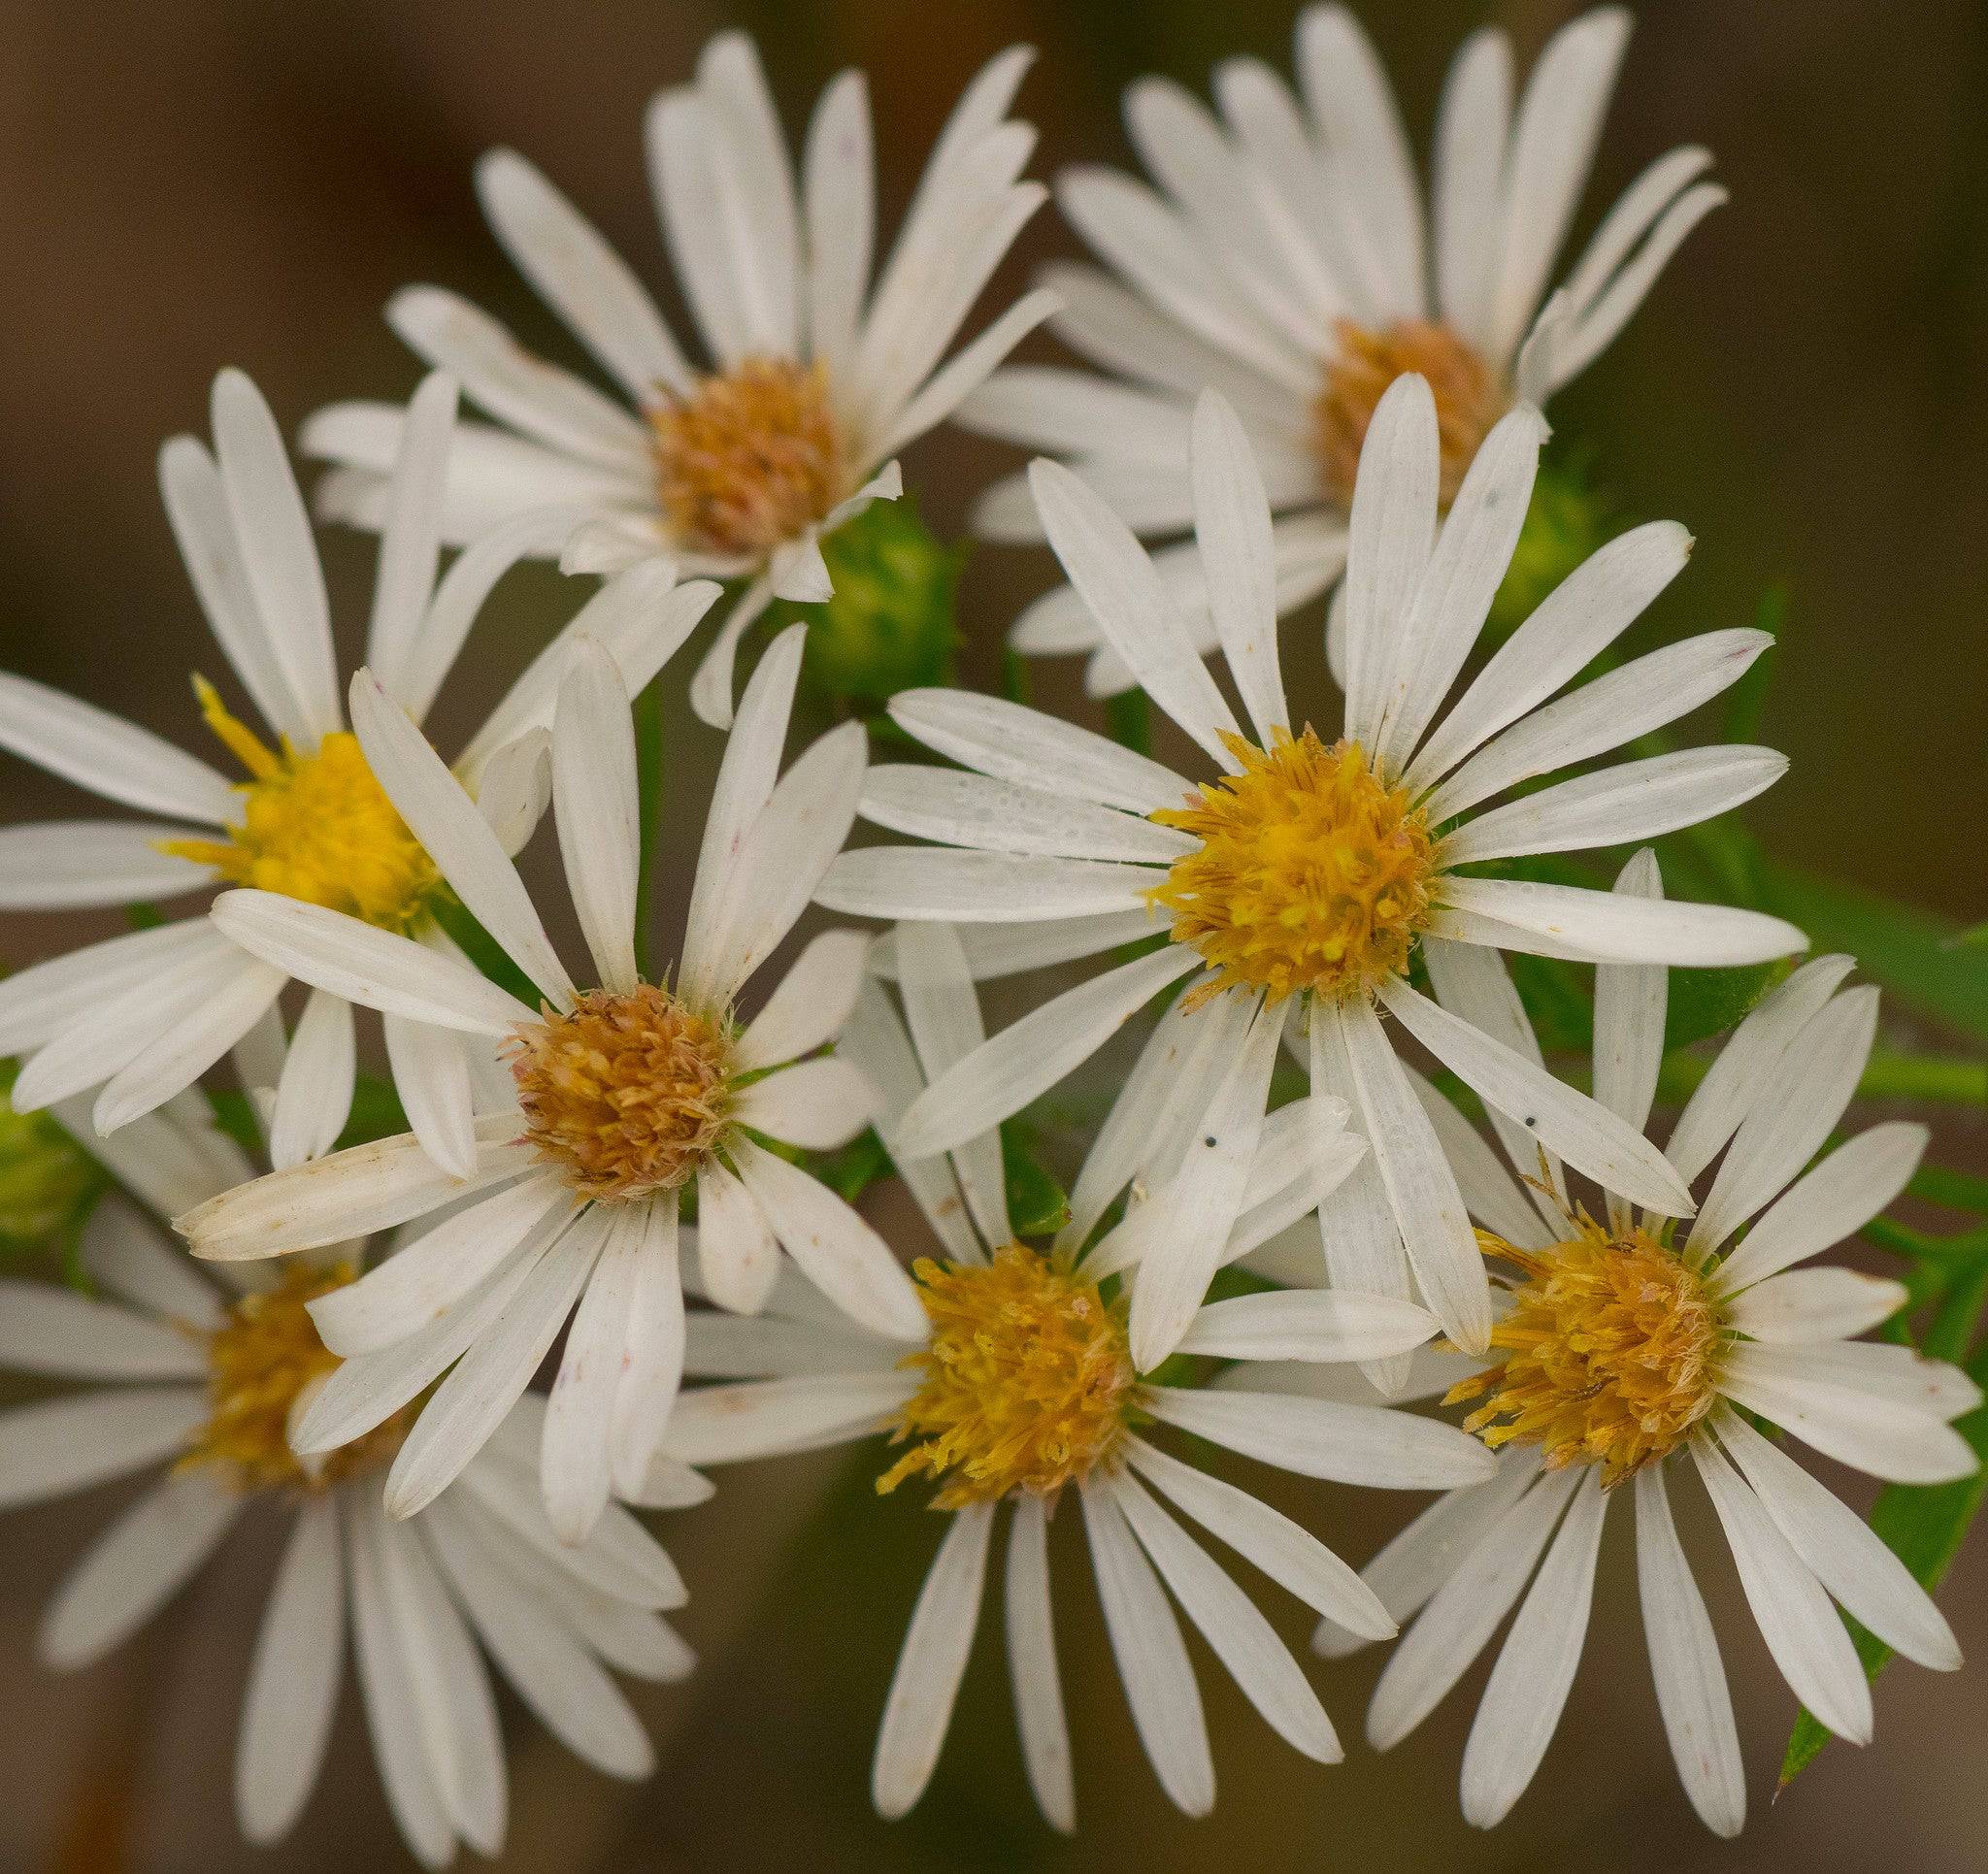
[509,985,733,1201]
[1445,1220,1723,1487]
[158,676,438,933]
[649,356,847,560]
[179,1263,409,1495]
[1315,317,1509,506]
[878,1244,1137,1510]
[1147,728,1436,1006]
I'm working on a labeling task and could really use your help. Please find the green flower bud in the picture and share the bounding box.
[1486,455,1619,640]
[772,498,965,711]
[0,1064,97,1250]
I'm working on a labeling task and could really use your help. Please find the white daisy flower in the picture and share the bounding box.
[657,922,1492,1827]
[816,382,1806,1362]
[1310,856,1973,1835]
[302,33,1058,730]
[0,366,718,1174]
[0,1091,694,1868]
[962,6,1724,695]
[178,625,921,1544]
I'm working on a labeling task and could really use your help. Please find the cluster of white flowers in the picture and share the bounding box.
[0,11,1972,1863]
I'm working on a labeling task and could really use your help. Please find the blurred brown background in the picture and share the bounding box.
[0,1,1984,1870]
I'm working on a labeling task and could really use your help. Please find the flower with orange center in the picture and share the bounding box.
[1146,728,1436,1007]
[878,1244,1137,1509]
[1445,1220,1721,1487]
[508,984,734,1201]
[1315,319,1508,508]
[650,357,849,562]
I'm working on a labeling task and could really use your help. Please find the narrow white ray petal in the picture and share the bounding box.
[696,1154,787,1317]
[213,890,533,1035]
[1432,28,1512,341]
[1335,998,1491,1353]
[1029,459,1242,767]
[686,576,779,733]
[475,148,688,400]
[1725,1268,1908,1344]
[1342,375,1439,749]
[1367,1465,1581,1748]
[1427,629,1774,822]
[859,766,1191,866]
[1692,1436,1872,1743]
[80,1198,224,1328]
[608,1202,687,1496]
[892,947,1198,1159]
[472,728,552,859]
[1143,1385,1496,1490]
[211,370,341,742]
[1406,1068,1554,1252]
[546,639,642,993]
[1563,146,1715,315]
[683,1310,894,1379]
[1592,850,1667,1229]
[1715,1358,1976,1485]
[872,910,1157,984]
[1737,1339,1981,1418]
[1634,1464,1745,1836]
[383,1012,479,1182]
[1689,987,1879,1257]
[0,821,215,909]
[734,1058,877,1152]
[0,1281,206,1380]
[1713,1122,1928,1294]
[663,1371,918,1466]
[38,1468,241,1670]
[872,289,1062,462]
[730,1137,926,1340]
[366,372,460,698]
[0,921,218,1057]
[816,847,1157,925]
[1460,1468,1607,1826]
[542,1205,647,1544]
[735,929,871,1071]
[1005,1495,1075,1833]
[1175,1290,1437,1364]
[94,952,289,1136]
[1129,997,1282,1369]
[1376,976,1694,1216]
[236,1496,345,1844]
[1190,391,1285,743]
[180,1113,533,1261]
[383,1214,606,1517]
[1078,1480,1215,1818]
[269,988,356,1169]
[802,69,873,380]
[0,674,234,822]
[872,1501,995,1819]
[0,1389,205,1511]
[1127,1435,1395,1640]
[350,670,576,1008]
[1436,876,1807,970]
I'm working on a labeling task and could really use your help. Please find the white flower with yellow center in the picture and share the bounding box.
[963,6,1724,695]
[817,381,1806,1365]
[0,1092,694,1868]
[1302,863,1974,1835]
[302,32,1057,729]
[657,924,1491,1827]
[0,367,717,1175]
[179,625,922,1545]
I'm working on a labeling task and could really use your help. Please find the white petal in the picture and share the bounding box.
[663,1371,917,1466]
[1342,375,1438,750]
[1004,1495,1075,1832]
[802,69,874,380]
[551,638,641,994]
[1592,849,1668,1222]
[269,988,357,1169]
[542,1205,648,1544]
[94,951,289,1136]
[729,1136,926,1341]
[1435,875,1807,969]
[685,576,779,733]
[859,765,1191,865]
[872,1502,995,1818]
[384,1011,480,1182]
[80,1197,224,1328]
[0,673,233,823]
[1143,1385,1496,1490]
[472,729,552,859]
[1692,1437,1872,1744]
[609,1200,686,1496]
[735,929,870,1072]
[871,910,1156,984]
[1715,1356,1977,1485]
[1190,391,1285,744]
[1176,1290,1437,1364]
[0,1388,205,1510]
[0,820,214,909]
[366,372,461,696]
[1077,1480,1214,1818]
[0,1281,206,1380]
[1432,28,1512,340]
[1459,1469,1607,1826]
[696,1159,782,1315]
[1725,1268,1908,1345]
[816,846,1156,925]
[0,920,218,1057]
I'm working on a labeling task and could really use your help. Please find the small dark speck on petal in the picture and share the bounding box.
[1523,1116,1537,1128]
[1204,1135,1218,1148]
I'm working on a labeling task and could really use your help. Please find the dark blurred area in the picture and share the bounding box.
[0,1,1984,1870]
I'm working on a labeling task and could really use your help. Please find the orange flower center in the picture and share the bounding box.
[1315,318,1508,507]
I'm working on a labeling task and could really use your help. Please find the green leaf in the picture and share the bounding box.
[1779,1335,1988,1787]
[1664,959,1788,1051]
[1759,864,1988,1044]
[334,1075,412,1151]
[1000,1122,1070,1237]
[429,895,546,1009]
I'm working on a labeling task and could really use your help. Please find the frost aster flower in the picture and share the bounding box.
[0,367,716,1171]
[963,6,1724,694]
[304,33,1057,728]
[0,1093,692,1867]
[658,925,1490,1826]
[817,382,1805,1360]
[1326,868,1973,1835]
[179,626,918,1543]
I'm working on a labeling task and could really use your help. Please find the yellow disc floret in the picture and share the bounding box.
[878,1244,1137,1509]
[1316,317,1508,507]
[1148,729,1436,1005]
[650,356,847,560]
[1446,1221,1722,1487]
[180,1262,405,1494]
[510,985,733,1201]
[159,677,438,932]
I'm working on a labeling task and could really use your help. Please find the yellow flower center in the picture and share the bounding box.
[1148,729,1436,1006]
[158,678,438,933]
[1315,318,1508,507]
[180,1263,408,1494]
[509,985,733,1201]
[649,356,847,560]
[1446,1222,1723,1487]
[878,1244,1137,1509]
